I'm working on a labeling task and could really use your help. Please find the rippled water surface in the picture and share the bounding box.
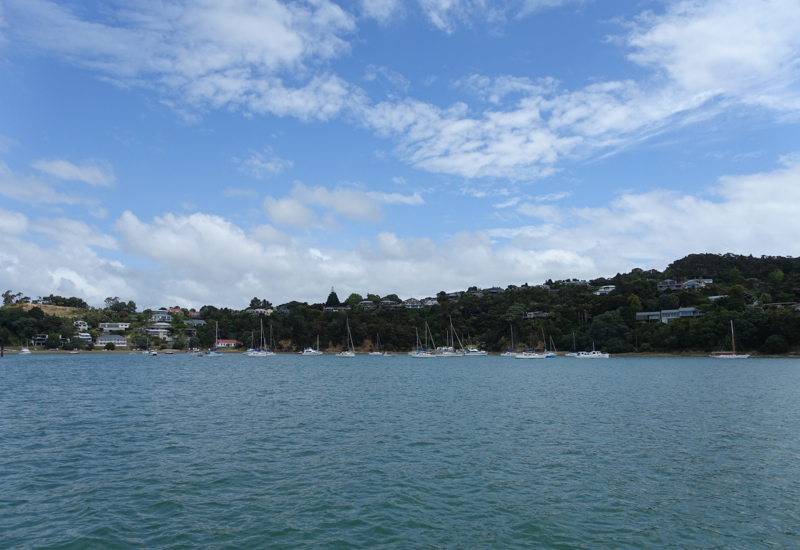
[1,353,799,549]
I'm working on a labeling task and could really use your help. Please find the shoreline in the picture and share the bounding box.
[3,348,799,358]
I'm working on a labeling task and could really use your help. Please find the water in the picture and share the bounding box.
[1,353,799,549]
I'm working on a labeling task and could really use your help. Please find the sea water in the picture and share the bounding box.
[1,354,798,548]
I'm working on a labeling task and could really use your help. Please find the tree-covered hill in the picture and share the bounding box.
[2,253,799,355]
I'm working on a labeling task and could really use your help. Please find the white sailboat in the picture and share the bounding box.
[301,335,323,356]
[501,324,517,357]
[245,319,275,357]
[411,322,436,358]
[516,328,546,359]
[369,333,383,356]
[336,319,356,358]
[565,332,579,357]
[710,321,750,359]
[437,318,464,357]
[202,322,223,357]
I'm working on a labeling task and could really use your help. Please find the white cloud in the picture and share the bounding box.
[0,134,18,154]
[2,158,799,308]
[627,0,800,111]
[0,161,83,205]
[0,208,29,235]
[364,65,410,92]
[262,182,424,227]
[5,0,360,120]
[490,156,800,270]
[31,217,119,249]
[30,158,115,186]
[236,147,292,179]
[493,197,521,208]
[262,195,320,227]
[367,191,424,205]
[362,0,402,23]
[392,176,407,184]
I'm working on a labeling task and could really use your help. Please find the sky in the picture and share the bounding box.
[1,0,799,309]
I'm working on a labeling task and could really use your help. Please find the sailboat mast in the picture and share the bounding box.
[731,320,736,355]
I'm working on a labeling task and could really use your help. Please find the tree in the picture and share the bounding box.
[64,337,85,350]
[326,288,341,307]
[345,293,364,307]
[769,269,785,283]
[44,334,61,349]
[104,342,116,350]
[104,297,120,309]
[382,294,401,303]
[762,334,789,354]
[249,297,262,309]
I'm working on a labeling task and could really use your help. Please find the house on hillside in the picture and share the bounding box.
[657,279,684,291]
[422,297,439,306]
[150,312,172,322]
[403,298,423,309]
[97,335,128,347]
[323,306,351,313]
[185,320,207,327]
[636,307,704,323]
[73,320,89,331]
[99,322,131,333]
[525,311,550,319]
[358,300,377,310]
[593,285,616,296]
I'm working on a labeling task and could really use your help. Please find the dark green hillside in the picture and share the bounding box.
[3,253,800,355]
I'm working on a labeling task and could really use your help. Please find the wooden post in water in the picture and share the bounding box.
[0,337,4,358]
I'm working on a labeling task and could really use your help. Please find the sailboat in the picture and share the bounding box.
[710,321,750,358]
[516,327,546,359]
[437,317,464,357]
[301,335,323,356]
[501,325,517,357]
[336,319,356,358]
[369,333,383,356]
[542,328,556,358]
[462,328,487,356]
[245,319,275,357]
[202,322,223,357]
[411,322,436,358]
[565,332,579,357]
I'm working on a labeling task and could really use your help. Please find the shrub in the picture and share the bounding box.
[104,342,116,350]
[762,334,789,355]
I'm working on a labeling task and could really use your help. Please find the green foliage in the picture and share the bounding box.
[762,334,789,354]
[769,269,785,283]
[326,290,341,307]
[104,342,116,350]
[345,293,364,307]
[44,334,61,349]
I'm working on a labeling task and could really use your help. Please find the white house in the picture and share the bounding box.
[99,322,131,333]
[215,339,242,348]
[403,298,423,309]
[73,320,89,331]
[97,334,128,347]
[422,297,439,306]
[145,322,172,340]
[150,313,172,322]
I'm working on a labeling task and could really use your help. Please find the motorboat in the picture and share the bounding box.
[19,347,31,355]
[463,347,488,356]
[575,350,609,359]
[149,349,158,356]
[516,350,546,359]
[383,351,397,357]
[301,335,323,356]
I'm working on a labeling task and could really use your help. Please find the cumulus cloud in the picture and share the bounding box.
[263,195,320,227]
[30,158,115,186]
[364,65,411,93]
[0,134,19,154]
[2,157,799,308]
[490,155,800,271]
[236,147,292,179]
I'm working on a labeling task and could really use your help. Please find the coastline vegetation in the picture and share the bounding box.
[2,253,799,355]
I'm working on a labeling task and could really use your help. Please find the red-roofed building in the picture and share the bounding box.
[215,339,243,348]
[168,307,184,316]
[188,311,200,318]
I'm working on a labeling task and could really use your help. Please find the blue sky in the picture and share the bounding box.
[1,0,799,309]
